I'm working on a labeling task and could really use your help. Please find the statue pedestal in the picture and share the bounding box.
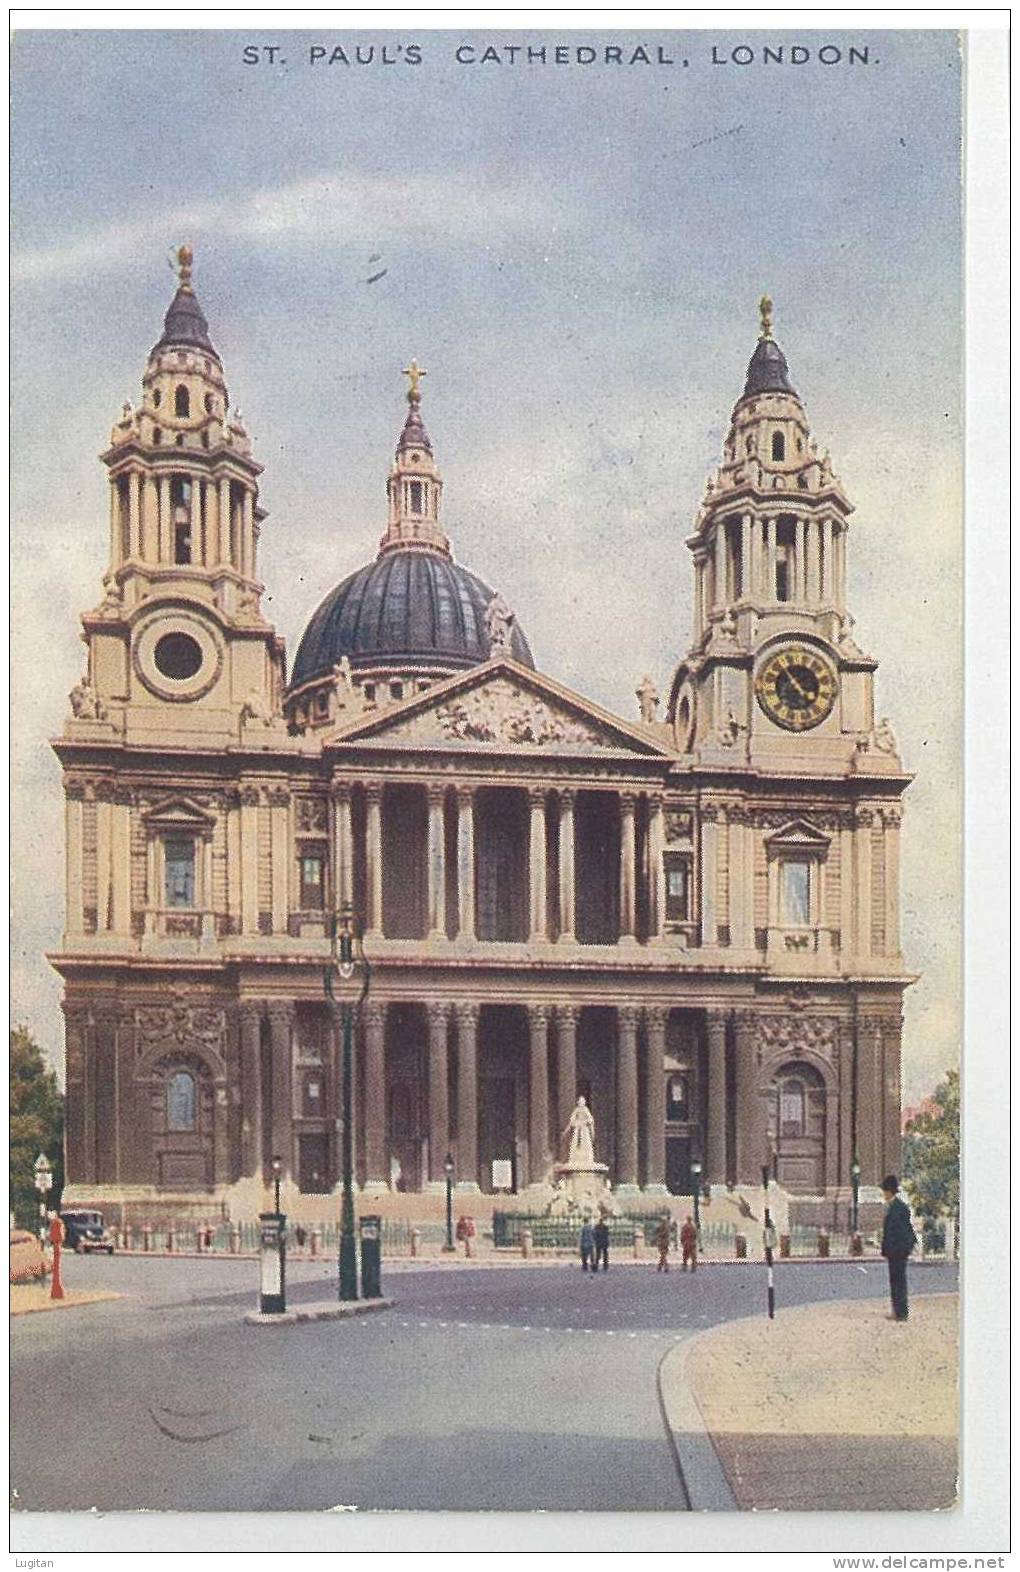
[549,1161,612,1216]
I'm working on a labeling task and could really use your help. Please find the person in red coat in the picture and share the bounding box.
[679,1215,698,1272]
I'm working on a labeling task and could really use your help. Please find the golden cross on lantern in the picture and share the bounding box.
[176,244,194,291]
[402,358,427,402]
[759,294,774,340]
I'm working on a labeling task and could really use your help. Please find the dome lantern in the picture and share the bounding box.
[380,360,449,557]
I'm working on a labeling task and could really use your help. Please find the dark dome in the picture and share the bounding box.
[743,336,796,398]
[151,285,219,359]
[290,548,535,687]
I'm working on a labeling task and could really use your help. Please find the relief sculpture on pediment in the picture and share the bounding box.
[424,679,609,749]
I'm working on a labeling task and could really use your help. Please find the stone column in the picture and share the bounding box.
[455,1003,480,1188]
[619,792,637,943]
[821,516,834,601]
[218,477,231,565]
[158,476,171,563]
[268,1003,294,1179]
[807,519,822,601]
[110,789,132,937]
[142,476,159,562]
[362,1001,387,1191]
[557,788,576,942]
[693,555,705,636]
[329,785,353,913]
[713,520,727,608]
[615,1006,640,1190]
[700,807,719,947]
[108,482,121,569]
[427,1002,450,1186]
[556,1005,578,1142]
[94,789,112,933]
[839,813,855,964]
[64,783,86,940]
[128,470,142,560]
[706,1011,728,1186]
[190,475,203,564]
[740,513,752,599]
[239,786,260,935]
[646,794,666,942]
[883,807,902,957]
[62,1005,89,1185]
[854,807,874,957]
[365,783,384,939]
[734,1011,764,1183]
[765,516,778,600]
[644,1007,668,1192]
[242,488,255,579]
[269,787,289,935]
[795,517,807,602]
[238,1003,263,1179]
[835,525,847,609]
[527,1004,550,1185]
[528,788,548,943]
[427,785,447,941]
[729,808,753,951]
[455,786,475,941]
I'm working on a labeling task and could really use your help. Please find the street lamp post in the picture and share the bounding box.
[850,1155,861,1236]
[272,1154,283,1219]
[325,903,371,1302]
[690,1156,702,1242]
[33,1153,53,1247]
[443,1153,455,1252]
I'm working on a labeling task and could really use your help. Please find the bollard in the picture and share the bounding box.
[229,1224,240,1255]
[142,1224,152,1253]
[410,1228,422,1258]
[521,1227,533,1259]
[817,1228,830,1258]
[735,1233,747,1259]
[195,1229,204,1254]
[850,1232,864,1257]
[310,1227,321,1258]
[166,1225,175,1253]
[779,1233,791,1259]
[632,1227,643,1260]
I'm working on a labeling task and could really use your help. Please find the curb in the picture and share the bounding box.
[656,1332,738,1512]
[243,1295,395,1326]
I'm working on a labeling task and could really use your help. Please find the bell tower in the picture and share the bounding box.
[73,247,287,748]
[379,359,449,557]
[668,298,896,777]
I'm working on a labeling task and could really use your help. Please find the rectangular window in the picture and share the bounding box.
[663,852,692,922]
[775,557,790,602]
[299,853,325,910]
[164,837,196,908]
[666,1074,688,1122]
[409,479,424,514]
[302,1074,324,1118]
[780,858,811,927]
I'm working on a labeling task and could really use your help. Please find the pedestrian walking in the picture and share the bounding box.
[880,1174,917,1321]
[654,1214,672,1272]
[679,1215,698,1272]
[593,1217,610,1272]
[579,1218,595,1272]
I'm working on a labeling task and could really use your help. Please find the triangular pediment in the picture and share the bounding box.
[141,795,217,829]
[763,817,832,851]
[327,659,676,758]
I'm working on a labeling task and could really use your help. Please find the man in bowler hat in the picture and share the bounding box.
[880,1174,917,1321]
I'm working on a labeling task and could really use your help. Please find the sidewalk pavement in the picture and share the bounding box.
[10,1284,121,1316]
[659,1292,958,1512]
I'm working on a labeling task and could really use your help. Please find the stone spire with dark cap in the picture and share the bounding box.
[742,293,796,398]
[151,244,219,359]
[380,360,448,555]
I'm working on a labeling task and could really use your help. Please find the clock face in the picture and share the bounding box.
[755,646,837,732]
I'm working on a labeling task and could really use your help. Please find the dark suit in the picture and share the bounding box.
[881,1195,917,1320]
[593,1221,610,1272]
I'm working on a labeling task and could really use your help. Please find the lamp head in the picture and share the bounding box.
[271,1154,282,1178]
[691,1158,702,1178]
[444,1153,455,1179]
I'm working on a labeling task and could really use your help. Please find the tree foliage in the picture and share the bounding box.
[9,1025,64,1228]
[902,1068,959,1220]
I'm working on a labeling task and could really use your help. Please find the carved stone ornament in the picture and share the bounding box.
[296,796,328,833]
[69,674,107,722]
[240,688,274,726]
[485,592,516,658]
[754,1014,838,1064]
[664,810,694,843]
[717,709,747,748]
[135,1003,225,1057]
[636,675,659,724]
[239,785,261,808]
[429,679,608,750]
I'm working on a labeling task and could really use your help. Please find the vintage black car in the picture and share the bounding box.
[60,1210,115,1254]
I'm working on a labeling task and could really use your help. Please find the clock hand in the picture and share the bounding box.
[781,669,812,702]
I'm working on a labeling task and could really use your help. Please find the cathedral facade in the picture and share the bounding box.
[53,255,911,1222]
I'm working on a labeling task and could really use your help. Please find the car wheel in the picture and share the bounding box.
[107,1246,115,1255]
[75,1240,85,1254]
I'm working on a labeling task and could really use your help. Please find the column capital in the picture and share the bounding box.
[644,1005,669,1033]
[557,1003,580,1028]
[362,1000,387,1032]
[617,1004,640,1032]
[239,785,261,809]
[455,783,475,807]
[266,786,290,809]
[706,1009,729,1039]
[266,1000,295,1026]
[647,790,664,813]
[64,778,88,802]
[528,1002,551,1029]
[558,786,576,810]
[454,1001,480,1029]
[238,1001,264,1029]
[364,780,384,807]
[330,781,353,805]
[426,1000,450,1031]
[528,785,548,810]
[426,783,446,809]
[619,790,637,814]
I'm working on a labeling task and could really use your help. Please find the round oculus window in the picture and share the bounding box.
[154,631,203,681]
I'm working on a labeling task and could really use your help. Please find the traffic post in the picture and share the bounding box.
[360,1214,382,1299]
[258,1211,287,1316]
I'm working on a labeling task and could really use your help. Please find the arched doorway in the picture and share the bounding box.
[150,1055,215,1189]
[769,1061,827,1193]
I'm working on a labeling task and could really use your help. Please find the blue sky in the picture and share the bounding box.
[11,28,962,1096]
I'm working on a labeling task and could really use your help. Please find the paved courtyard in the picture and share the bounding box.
[11,1252,957,1515]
